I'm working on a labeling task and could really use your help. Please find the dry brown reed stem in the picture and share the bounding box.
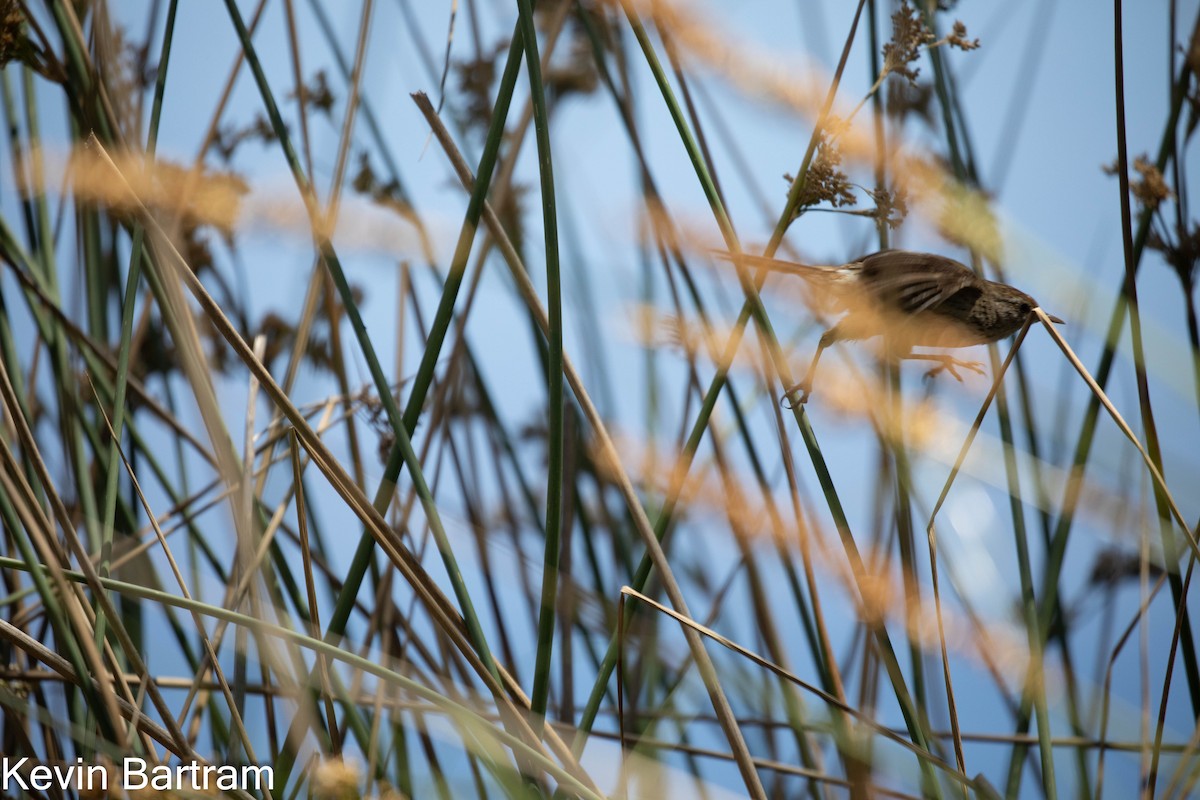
[617,587,976,792]
[88,381,267,777]
[84,135,603,796]
[0,253,216,464]
[164,404,333,751]
[1033,308,1199,560]
[597,407,1104,714]
[624,302,1137,542]
[364,1,578,625]
[0,357,206,763]
[0,367,142,739]
[612,0,1003,260]
[7,3,997,265]
[0,617,249,793]
[590,431,1045,692]
[96,393,355,575]
[411,92,767,798]
[105,150,271,682]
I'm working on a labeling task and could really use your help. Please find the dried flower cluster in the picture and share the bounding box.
[494,181,531,257]
[289,69,336,117]
[869,186,910,230]
[0,0,25,67]
[882,5,979,86]
[545,37,600,101]
[1,0,60,81]
[887,79,934,124]
[214,113,278,162]
[540,0,608,102]
[255,311,336,372]
[456,3,604,135]
[1150,222,1200,285]
[787,129,855,214]
[1089,547,1164,586]
[943,20,980,51]
[883,3,935,85]
[1102,153,1196,286]
[454,46,503,136]
[352,153,405,209]
[96,24,157,124]
[1102,154,1174,213]
[1130,155,1173,211]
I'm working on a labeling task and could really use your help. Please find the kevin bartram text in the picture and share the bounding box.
[1,757,274,792]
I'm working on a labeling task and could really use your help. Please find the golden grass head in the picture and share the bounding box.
[64,145,248,235]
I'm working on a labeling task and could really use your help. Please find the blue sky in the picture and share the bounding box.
[8,0,1199,794]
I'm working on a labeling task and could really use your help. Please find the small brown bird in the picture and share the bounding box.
[719,249,1064,404]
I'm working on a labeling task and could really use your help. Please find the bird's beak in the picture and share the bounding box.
[1035,307,1064,324]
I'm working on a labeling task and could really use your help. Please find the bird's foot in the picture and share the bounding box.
[781,381,812,408]
[922,356,986,383]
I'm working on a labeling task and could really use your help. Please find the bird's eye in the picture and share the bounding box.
[1019,301,1031,314]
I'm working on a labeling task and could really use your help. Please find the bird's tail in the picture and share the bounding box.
[710,250,846,282]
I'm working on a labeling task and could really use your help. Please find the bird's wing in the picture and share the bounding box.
[887,271,976,314]
[858,251,980,313]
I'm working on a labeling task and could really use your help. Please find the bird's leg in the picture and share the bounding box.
[783,325,842,406]
[906,352,986,382]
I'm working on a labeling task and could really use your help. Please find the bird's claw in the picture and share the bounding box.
[924,358,985,383]
[781,382,812,408]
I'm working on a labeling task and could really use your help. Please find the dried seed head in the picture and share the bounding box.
[312,758,362,800]
[788,125,856,214]
[945,20,981,52]
[883,3,935,85]
[1103,153,1174,212]
[1131,156,1172,211]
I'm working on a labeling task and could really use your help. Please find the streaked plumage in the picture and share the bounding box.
[718,249,1062,403]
